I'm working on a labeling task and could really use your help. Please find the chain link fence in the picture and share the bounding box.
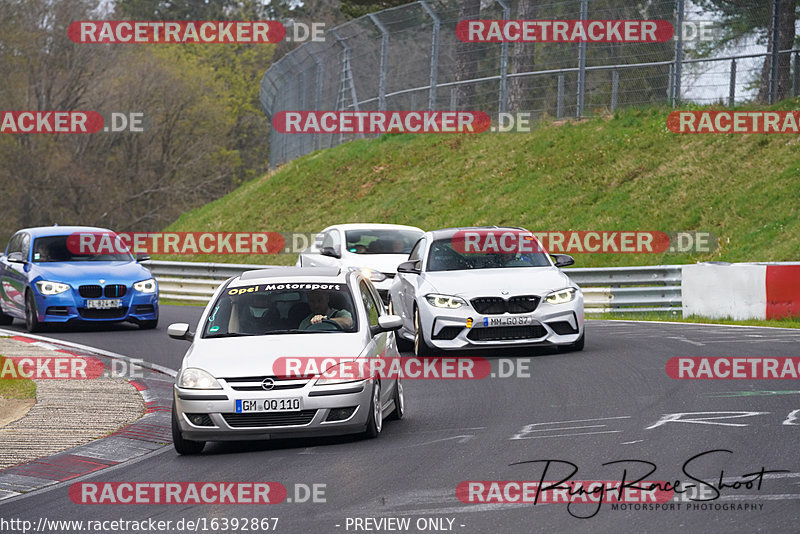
[261,0,799,168]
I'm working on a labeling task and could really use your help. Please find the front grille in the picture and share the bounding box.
[78,307,128,319]
[467,325,547,341]
[104,284,127,298]
[432,326,462,340]
[471,296,539,314]
[223,376,310,392]
[548,321,579,335]
[79,285,102,298]
[222,410,317,428]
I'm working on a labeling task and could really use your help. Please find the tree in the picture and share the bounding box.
[339,0,414,19]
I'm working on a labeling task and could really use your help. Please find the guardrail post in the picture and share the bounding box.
[420,1,440,111]
[611,70,619,112]
[576,0,587,117]
[729,58,736,107]
[672,0,684,107]
[496,0,510,114]
[557,75,564,118]
[368,14,389,112]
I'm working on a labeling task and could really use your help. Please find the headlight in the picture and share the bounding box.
[545,288,577,305]
[425,293,465,309]
[177,368,222,389]
[134,278,157,294]
[36,281,70,295]
[360,268,387,283]
[314,360,369,386]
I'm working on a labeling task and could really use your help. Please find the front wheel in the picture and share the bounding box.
[387,378,404,421]
[558,331,585,352]
[413,307,436,357]
[362,380,383,439]
[172,406,206,454]
[388,298,413,352]
[25,292,41,333]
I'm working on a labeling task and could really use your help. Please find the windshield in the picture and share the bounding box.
[203,283,358,338]
[345,229,422,255]
[32,235,133,262]
[426,238,552,272]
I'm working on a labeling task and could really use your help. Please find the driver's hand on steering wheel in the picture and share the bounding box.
[310,314,327,325]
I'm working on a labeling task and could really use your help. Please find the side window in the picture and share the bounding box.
[321,230,341,253]
[20,234,31,259]
[6,233,22,255]
[359,281,379,328]
[408,238,426,262]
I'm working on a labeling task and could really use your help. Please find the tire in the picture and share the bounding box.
[413,307,436,357]
[388,298,413,352]
[362,380,383,439]
[387,378,405,421]
[558,331,585,352]
[172,406,205,455]
[138,318,158,330]
[25,292,41,333]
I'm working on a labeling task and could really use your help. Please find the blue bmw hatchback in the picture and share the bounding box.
[0,226,159,332]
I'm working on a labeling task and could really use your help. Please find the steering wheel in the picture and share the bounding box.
[305,319,344,332]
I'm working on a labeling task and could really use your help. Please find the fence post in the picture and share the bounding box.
[450,87,457,110]
[794,51,799,97]
[576,0,587,117]
[496,0,510,114]
[728,58,736,107]
[368,14,389,112]
[420,1,440,111]
[611,70,619,112]
[557,75,564,118]
[672,0,684,107]
[769,0,780,104]
[307,43,324,151]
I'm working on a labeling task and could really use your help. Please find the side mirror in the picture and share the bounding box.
[167,322,194,342]
[320,246,341,259]
[372,314,403,335]
[7,252,26,264]
[396,260,421,274]
[551,254,575,268]
[136,253,151,262]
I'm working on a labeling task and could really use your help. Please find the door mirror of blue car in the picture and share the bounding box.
[7,252,26,264]
[135,253,151,262]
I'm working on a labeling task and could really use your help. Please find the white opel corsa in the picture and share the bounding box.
[388,227,585,356]
[168,267,405,454]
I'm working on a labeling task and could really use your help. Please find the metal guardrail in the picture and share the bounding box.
[144,260,682,314]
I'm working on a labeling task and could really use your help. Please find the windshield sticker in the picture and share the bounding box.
[227,283,341,295]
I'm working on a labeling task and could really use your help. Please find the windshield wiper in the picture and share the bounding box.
[260,329,324,335]
[204,332,258,338]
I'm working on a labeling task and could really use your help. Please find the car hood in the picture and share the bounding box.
[31,261,152,284]
[184,334,367,378]
[343,254,410,275]
[423,267,574,298]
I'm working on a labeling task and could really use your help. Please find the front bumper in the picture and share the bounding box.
[173,377,374,441]
[33,286,159,324]
[416,293,584,350]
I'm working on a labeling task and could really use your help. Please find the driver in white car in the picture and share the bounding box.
[299,290,353,329]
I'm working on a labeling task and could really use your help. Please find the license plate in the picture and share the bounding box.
[235,398,302,413]
[86,299,122,309]
[483,315,533,327]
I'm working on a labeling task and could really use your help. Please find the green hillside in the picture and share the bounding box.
[162,103,800,267]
